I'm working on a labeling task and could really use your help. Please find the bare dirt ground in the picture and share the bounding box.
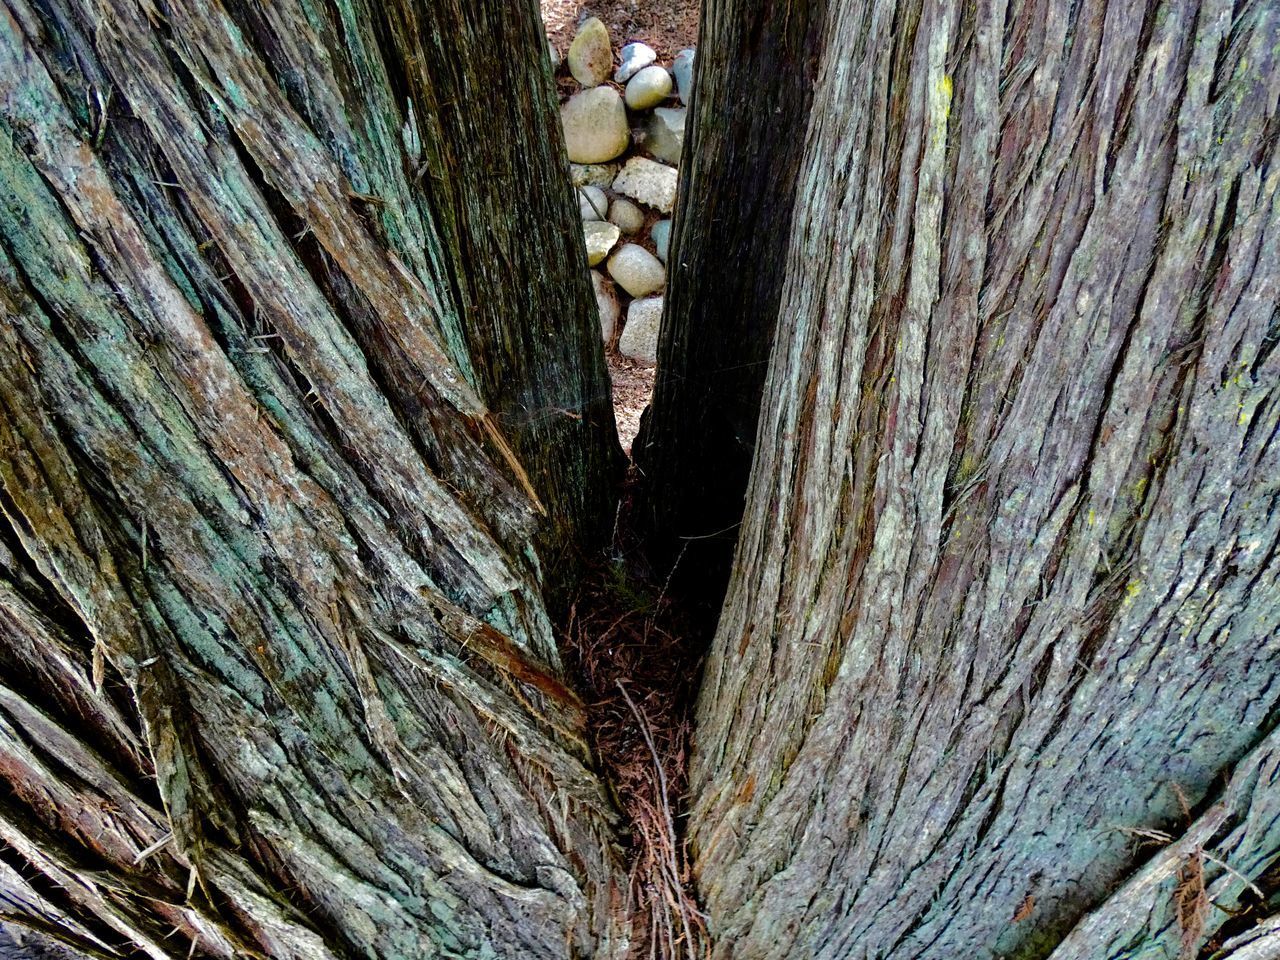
[541,0,699,65]
[608,353,655,455]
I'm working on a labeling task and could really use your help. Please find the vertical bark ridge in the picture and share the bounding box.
[690,1,1280,957]
[633,0,830,605]
[372,0,626,578]
[0,1,628,956]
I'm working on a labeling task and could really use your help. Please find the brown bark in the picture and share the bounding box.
[0,0,627,957]
[679,0,1280,957]
[634,0,828,604]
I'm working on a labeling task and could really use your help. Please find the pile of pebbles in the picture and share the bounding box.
[551,18,693,363]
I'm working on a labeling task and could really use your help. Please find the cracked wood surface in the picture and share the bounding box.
[0,0,626,957]
[5,0,1280,957]
[689,0,1280,957]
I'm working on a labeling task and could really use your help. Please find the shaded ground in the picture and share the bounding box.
[557,478,708,959]
[608,353,654,455]
[541,0,699,64]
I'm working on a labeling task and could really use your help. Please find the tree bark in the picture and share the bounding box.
[634,0,827,602]
[0,0,627,957]
[7,0,1280,958]
[684,0,1280,958]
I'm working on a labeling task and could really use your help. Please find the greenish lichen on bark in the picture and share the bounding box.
[0,0,627,956]
[5,0,1280,957]
[686,1,1280,958]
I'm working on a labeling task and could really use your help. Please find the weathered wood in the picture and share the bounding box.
[688,0,1280,957]
[1043,724,1280,960]
[7,0,1280,957]
[0,0,627,956]
[634,0,829,603]
[367,0,626,575]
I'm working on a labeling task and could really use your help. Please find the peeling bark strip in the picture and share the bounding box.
[0,1,627,957]
[636,0,829,600]
[691,1,1280,958]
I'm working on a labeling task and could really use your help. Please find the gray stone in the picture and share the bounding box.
[571,162,620,188]
[614,42,657,83]
[607,243,665,297]
[568,17,612,87]
[650,219,672,262]
[613,156,678,213]
[591,270,620,343]
[608,198,645,235]
[624,65,673,110]
[643,106,686,165]
[548,38,561,72]
[579,185,608,221]
[672,48,695,105]
[584,221,621,266]
[619,295,663,362]
[561,87,629,164]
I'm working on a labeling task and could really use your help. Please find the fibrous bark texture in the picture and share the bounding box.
[690,1,1280,958]
[634,0,827,600]
[0,0,626,957]
[375,0,624,573]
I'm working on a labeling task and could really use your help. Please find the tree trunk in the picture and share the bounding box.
[0,0,627,957]
[7,0,1280,958]
[634,0,828,603]
[677,0,1280,958]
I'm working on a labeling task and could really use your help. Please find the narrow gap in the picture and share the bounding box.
[0,504,155,797]
[554,481,711,959]
[0,831,129,960]
[539,1,698,457]
[537,5,710,956]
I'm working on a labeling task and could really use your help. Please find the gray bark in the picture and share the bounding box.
[0,925,79,960]
[7,0,1280,957]
[0,0,627,957]
[681,0,1280,957]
